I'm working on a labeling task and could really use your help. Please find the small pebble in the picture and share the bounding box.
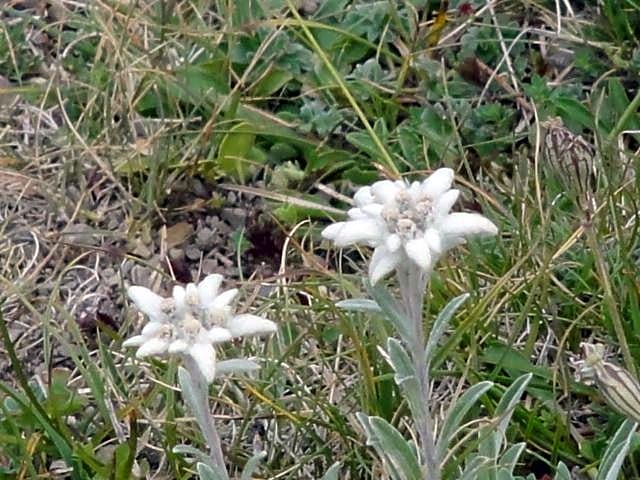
[185,245,202,261]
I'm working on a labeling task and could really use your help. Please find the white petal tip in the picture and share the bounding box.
[227,315,277,338]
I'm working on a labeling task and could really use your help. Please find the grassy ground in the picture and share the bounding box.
[1,0,639,478]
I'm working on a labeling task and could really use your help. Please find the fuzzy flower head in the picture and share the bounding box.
[123,274,276,383]
[322,168,498,284]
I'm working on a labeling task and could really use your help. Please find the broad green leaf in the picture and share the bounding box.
[217,122,257,183]
[114,443,133,480]
[346,131,379,158]
[436,381,494,461]
[197,462,227,480]
[555,97,592,130]
[368,283,413,343]
[252,68,293,96]
[335,298,382,313]
[240,451,267,480]
[369,417,422,480]
[595,419,637,480]
[425,293,470,367]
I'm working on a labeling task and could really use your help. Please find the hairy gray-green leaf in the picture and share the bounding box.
[178,367,211,444]
[368,283,413,343]
[240,451,266,480]
[493,373,533,449]
[499,442,526,473]
[172,444,211,465]
[369,417,422,480]
[356,412,404,480]
[386,338,421,422]
[335,298,382,313]
[554,462,572,480]
[215,359,260,377]
[425,293,469,367]
[459,455,491,480]
[596,419,637,480]
[197,462,227,480]
[436,381,493,461]
[321,462,342,480]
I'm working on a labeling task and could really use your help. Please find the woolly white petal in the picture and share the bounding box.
[211,288,238,310]
[369,245,401,285]
[122,335,146,348]
[226,314,277,338]
[354,186,374,207]
[141,322,164,337]
[185,283,199,304]
[197,274,224,305]
[359,203,383,217]
[421,168,454,199]
[424,228,443,255]
[434,189,460,218]
[408,181,421,200]
[404,237,432,271]
[330,219,385,247]
[172,286,187,312]
[322,222,346,240]
[136,337,169,358]
[188,342,216,383]
[208,327,233,344]
[347,208,367,220]
[127,286,164,320]
[371,180,400,204]
[441,212,498,238]
[385,233,402,252]
[168,339,189,354]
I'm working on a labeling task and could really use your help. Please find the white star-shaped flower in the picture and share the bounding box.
[123,274,277,383]
[322,168,498,284]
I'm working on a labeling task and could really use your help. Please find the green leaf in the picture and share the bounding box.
[217,122,257,183]
[114,443,133,480]
[595,419,637,480]
[425,293,469,368]
[436,381,494,461]
[197,462,227,480]
[346,131,379,158]
[335,298,382,313]
[369,416,422,480]
[252,68,293,96]
[554,97,593,130]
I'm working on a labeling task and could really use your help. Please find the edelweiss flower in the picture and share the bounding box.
[123,274,276,383]
[322,168,498,284]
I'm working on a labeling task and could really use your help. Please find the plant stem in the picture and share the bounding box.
[182,357,229,479]
[397,266,440,480]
